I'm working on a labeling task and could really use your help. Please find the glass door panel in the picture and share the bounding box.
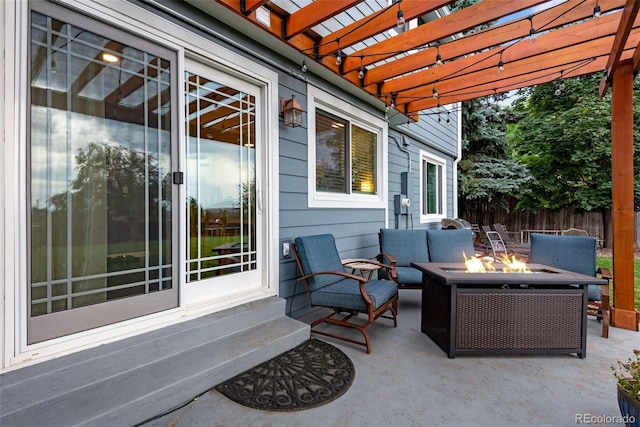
[28,5,178,344]
[185,63,260,296]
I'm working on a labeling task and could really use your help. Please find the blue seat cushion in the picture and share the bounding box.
[311,278,398,311]
[394,266,423,286]
[587,285,602,301]
[427,229,476,262]
[379,229,429,267]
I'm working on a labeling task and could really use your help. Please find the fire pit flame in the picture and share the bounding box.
[463,252,530,273]
[500,254,531,273]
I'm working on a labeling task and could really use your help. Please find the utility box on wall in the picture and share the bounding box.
[400,171,412,196]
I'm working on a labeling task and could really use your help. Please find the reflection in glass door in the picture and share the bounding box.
[185,65,259,293]
[28,5,178,344]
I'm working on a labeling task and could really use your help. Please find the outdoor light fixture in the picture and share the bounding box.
[301,58,308,73]
[435,44,443,66]
[498,51,504,73]
[281,94,304,127]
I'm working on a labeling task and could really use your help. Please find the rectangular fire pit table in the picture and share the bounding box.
[411,262,608,358]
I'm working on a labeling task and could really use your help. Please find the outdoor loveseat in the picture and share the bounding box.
[377,228,476,289]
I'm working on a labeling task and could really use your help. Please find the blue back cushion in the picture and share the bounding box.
[529,234,596,276]
[379,229,429,267]
[294,234,346,291]
[427,229,476,262]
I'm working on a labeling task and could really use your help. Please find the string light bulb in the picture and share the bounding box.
[594,1,601,17]
[301,58,308,73]
[358,57,365,80]
[528,17,535,36]
[396,1,405,29]
[432,85,439,99]
[435,44,443,66]
[336,49,342,66]
[498,51,504,73]
[555,71,565,96]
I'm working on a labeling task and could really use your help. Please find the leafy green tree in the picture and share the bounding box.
[508,74,640,211]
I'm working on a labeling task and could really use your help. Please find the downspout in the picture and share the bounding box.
[389,134,412,228]
[453,102,463,218]
[389,134,411,172]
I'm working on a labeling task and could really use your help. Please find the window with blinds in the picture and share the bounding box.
[307,85,386,209]
[315,109,377,196]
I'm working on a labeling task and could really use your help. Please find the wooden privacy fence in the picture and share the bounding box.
[461,207,640,248]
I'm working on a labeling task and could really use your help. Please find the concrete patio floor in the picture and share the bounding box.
[143,289,639,427]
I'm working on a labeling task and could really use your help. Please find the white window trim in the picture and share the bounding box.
[307,85,387,209]
[419,150,447,223]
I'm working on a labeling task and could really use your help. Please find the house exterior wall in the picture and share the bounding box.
[0,0,460,370]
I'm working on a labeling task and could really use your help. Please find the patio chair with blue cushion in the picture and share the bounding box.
[292,234,399,353]
[529,233,612,338]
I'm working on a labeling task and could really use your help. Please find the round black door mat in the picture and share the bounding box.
[215,338,355,411]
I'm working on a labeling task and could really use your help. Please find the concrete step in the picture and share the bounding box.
[0,296,310,427]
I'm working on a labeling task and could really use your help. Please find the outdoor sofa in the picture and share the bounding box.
[377,228,476,289]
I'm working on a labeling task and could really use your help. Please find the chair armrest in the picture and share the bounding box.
[343,258,393,270]
[376,252,397,265]
[374,253,398,282]
[297,270,367,284]
[597,267,612,281]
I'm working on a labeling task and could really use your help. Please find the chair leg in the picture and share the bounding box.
[391,298,398,327]
[310,311,373,353]
[602,308,610,338]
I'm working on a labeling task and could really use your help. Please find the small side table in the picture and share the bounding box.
[341,258,381,280]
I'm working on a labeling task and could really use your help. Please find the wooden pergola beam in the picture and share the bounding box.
[333,0,546,74]
[610,60,640,330]
[362,0,625,86]
[599,0,640,96]
[378,15,640,106]
[239,0,269,15]
[315,0,453,57]
[404,59,608,113]
[283,0,363,40]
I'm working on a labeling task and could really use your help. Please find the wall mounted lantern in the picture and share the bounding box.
[280,94,304,127]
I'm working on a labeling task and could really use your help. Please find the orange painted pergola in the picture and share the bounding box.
[209,0,640,330]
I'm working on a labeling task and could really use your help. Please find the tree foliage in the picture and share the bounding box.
[509,74,640,211]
